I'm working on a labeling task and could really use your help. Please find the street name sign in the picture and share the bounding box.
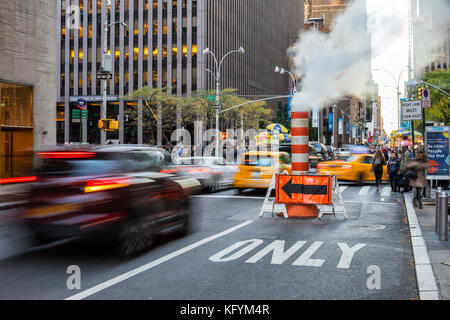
[206,95,216,102]
[401,100,422,121]
[211,105,221,110]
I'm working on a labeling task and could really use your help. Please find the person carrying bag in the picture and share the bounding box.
[406,149,429,209]
[387,151,400,192]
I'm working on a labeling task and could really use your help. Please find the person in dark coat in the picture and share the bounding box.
[406,150,429,209]
[383,148,389,161]
[387,151,400,192]
[371,149,386,192]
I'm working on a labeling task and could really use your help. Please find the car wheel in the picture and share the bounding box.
[177,208,191,236]
[236,188,245,195]
[32,234,53,246]
[116,220,154,257]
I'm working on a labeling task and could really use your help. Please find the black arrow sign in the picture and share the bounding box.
[281,178,328,199]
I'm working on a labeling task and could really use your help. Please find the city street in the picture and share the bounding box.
[0,183,418,300]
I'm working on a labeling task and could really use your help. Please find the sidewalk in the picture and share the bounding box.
[404,191,450,300]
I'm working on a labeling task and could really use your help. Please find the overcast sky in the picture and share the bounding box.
[367,0,409,135]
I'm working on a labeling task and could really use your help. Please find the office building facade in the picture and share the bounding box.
[57,0,304,145]
[0,0,57,178]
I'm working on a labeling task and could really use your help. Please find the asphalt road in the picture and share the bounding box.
[0,182,417,300]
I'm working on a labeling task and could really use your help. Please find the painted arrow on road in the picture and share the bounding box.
[281,178,328,199]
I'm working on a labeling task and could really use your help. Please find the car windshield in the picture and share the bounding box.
[34,151,162,177]
[243,156,274,166]
[345,155,361,163]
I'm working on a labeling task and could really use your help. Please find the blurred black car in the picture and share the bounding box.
[22,145,195,256]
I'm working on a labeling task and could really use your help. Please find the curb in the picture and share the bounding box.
[403,192,440,300]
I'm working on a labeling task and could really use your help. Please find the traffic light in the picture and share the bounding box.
[418,87,425,100]
[98,119,119,131]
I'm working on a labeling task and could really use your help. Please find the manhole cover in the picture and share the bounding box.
[346,224,386,230]
[380,198,402,203]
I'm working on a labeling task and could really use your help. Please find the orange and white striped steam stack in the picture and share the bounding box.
[291,112,309,175]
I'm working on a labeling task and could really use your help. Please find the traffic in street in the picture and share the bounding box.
[0,180,417,300]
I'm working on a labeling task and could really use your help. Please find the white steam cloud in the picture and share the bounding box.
[291,0,373,112]
[412,0,450,75]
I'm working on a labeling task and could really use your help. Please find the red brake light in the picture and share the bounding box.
[84,177,130,193]
[187,167,212,173]
[37,152,96,159]
[160,169,178,174]
[0,176,36,184]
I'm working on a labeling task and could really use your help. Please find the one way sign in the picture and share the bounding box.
[97,73,113,80]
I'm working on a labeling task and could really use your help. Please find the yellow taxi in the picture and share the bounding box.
[316,154,389,184]
[232,151,291,193]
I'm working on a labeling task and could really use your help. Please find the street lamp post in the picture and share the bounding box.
[202,47,245,157]
[101,0,127,145]
[373,66,410,130]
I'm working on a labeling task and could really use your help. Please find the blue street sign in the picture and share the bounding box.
[287,92,292,121]
[328,113,333,132]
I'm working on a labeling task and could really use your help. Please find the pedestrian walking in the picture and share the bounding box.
[398,145,411,192]
[387,151,400,192]
[371,150,386,192]
[382,148,389,162]
[406,149,429,209]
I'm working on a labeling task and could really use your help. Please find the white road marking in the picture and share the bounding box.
[209,239,264,262]
[292,241,325,267]
[358,186,371,196]
[339,186,348,193]
[380,187,391,198]
[65,220,254,300]
[336,243,367,269]
[245,240,307,265]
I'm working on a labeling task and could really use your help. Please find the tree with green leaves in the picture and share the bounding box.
[121,87,272,145]
[421,70,450,125]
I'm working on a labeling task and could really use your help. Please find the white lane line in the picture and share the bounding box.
[380,187,391,198]
[65,220,254,300]
[339,186,348,193]
[358,186,371,196]
[192,195,269,200]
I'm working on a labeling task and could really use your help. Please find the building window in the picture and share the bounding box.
[0,82,33,127]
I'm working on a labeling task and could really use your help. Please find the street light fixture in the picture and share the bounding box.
[203,47,245,157]
[274,66,297,94]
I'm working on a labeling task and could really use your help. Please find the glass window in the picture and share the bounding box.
[362,156,374,164]
[0,82,33,127]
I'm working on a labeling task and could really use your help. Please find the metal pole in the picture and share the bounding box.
[101,7,108,145]
[435,187,443,233]
[215,74,220,158]
[439,192,449,241]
